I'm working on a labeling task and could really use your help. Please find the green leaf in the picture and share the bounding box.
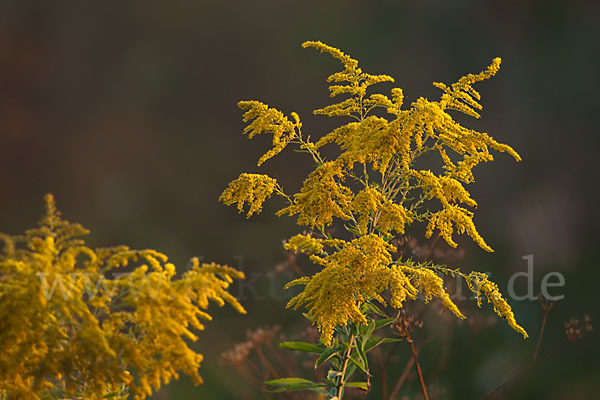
[364,337,402,352]
[264,378,329,394]
[380,337,402,344]
[265,378,315,386]
[364,320,376,340]
[362,301,386,317]
[344,363,357,382]
[102,392,124,399]
[326,369,340,382]
[374,317,395,330]
[355,342,369,372]
[315,346,341,368]
[350,354,368,374]
[364,337,384,353]
[344,381,369,390]
[332,356,342,370]
[280,341,323,353]
[344,224,362,236]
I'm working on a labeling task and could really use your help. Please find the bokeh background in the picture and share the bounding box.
[1,0,598,398]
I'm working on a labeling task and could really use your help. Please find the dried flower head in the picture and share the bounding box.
[565,314,593,343]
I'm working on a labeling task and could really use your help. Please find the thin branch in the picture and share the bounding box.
[372,347,388,400]
[408,337,429,400]
[388,352,416,400]
[421,233,441,262]
[482,343,569,400]
[484,295,559,399]
[336,333,356,399]
[256,344,281,379]
[532,293,555,362]
[401,312,429,400]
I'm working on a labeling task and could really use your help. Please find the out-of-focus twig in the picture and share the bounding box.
[392,311,429,400]
[532,293,555,362]
[484,300,592,399]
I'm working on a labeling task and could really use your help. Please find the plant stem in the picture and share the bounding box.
[401,312,429,400]
[409,339,428,400]
[256,345,280,379]
[484,296,559,399]
[533,294,555,363]
[532,309,548,363]
[372,348,387,399]
[388,350,415,400]
[336,333,355,399]
[421,233,440,262]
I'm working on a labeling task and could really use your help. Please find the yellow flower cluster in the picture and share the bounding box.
[286,235,397,345]
[387,266,417,309]
[222,41,527,343]
[238,100,301,166]
[466,272,528,338]
[411,169,491,250]
[351,186,412,236]
[219,173,278,217]
[433,57,501,119]
[276,161,353,227]
[302,41,395,119]
[0,195,245,399]
[404,267,466,320]
[284,234,468,345]
[284,233,325,255]
[426,204,492,252]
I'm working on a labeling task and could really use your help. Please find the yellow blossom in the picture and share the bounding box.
[286,235,401,344]
[351,187,412,235]
[286,265,367,346]
[466,272,528,338]
[219,173,278,217]
[238,100,301,166]
[425,204,492,252]
[303,40,394,119]
[404,266,466,319]
[277,161,353,228]
[387,266,418,308]
[284,233,325,255]
[351,187,382,234]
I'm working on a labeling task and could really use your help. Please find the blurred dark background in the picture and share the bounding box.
[1,0,598,398]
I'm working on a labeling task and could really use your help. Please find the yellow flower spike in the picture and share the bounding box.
[165,263,176,277]
[285,235,400,345]
[466,272,528,338]
[303,40,394,120]
[409,267,466,319]
[351,187,383,233]
[376,200,412,235]
[286,264,368,346]
[238,100,301,166]
[219,173,278,218]
[302,40,359,74]
[388,266,418,308]
[435,57,501,119]
[277,161,353,227]
[350,186,413,236]
[285,233,325,255]
[426,205,493,252]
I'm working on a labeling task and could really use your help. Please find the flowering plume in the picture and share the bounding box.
[0,194,245,399]
[221,41,526,345]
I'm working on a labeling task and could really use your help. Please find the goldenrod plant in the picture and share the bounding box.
[221,41,527,398]
[0,194,245,399]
